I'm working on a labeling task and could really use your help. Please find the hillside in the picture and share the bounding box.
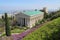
[23,17,60,40]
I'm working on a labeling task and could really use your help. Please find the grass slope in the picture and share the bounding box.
[23,17,60,40]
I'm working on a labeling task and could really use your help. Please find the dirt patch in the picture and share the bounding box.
[1,36,14,40]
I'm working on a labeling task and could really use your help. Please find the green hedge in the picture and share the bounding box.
[23,17,60,40]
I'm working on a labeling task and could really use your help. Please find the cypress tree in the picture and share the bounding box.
[5,13,11,36]
[2,15,4,20]
[44,12,48,19]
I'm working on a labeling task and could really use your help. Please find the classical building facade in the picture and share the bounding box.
[15,10,44,28]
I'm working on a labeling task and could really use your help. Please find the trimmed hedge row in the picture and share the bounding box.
[23,17,60,40]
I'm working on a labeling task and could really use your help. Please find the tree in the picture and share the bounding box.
[5,13,11,36]
[35,9,37,11]
[44,11,48,19]
[2,15,4,20]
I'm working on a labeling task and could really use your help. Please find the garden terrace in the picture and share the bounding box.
[23,17,60,40]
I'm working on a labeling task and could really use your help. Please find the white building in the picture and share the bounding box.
[15,10,44,28]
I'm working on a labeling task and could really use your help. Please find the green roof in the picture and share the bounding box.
[22,10,43,16]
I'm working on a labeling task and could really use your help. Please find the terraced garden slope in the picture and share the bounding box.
[23,17,60,40]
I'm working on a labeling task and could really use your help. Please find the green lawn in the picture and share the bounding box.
[0,27,26,36]
[23,17,60,40]
[11,28,25,34]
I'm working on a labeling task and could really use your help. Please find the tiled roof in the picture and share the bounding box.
[22,10,43,16]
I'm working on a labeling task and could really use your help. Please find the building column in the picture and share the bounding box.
[20,18,22,26]
[24,18,25,26]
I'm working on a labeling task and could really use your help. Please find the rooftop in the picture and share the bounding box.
[22,10,43,16]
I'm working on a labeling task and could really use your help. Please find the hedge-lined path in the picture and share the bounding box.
[12,21,49,40]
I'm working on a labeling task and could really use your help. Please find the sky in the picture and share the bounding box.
[0,0,60,11]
